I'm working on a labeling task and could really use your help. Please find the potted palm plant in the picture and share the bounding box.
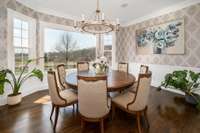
[0,59,43,105]
[160,70,200,110]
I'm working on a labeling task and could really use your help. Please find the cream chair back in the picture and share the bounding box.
[77,62,89,72]
[57,64,68,90]
[47,71,66,105]
[128,72,152,111]
[118,62,128,73]
[78,76,109,118]
[139,65,149,74]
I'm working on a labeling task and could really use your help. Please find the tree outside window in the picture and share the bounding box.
[44,28,96,70]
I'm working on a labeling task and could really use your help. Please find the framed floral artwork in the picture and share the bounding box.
[136,19,184,54]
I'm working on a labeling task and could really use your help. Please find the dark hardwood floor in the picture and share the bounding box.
[0,88,200,133]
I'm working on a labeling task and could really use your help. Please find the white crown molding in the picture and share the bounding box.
[17,0,200,27]
[122,0,200,27]
[16,0,79,20]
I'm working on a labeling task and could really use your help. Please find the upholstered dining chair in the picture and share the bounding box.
[77,61,89,72]
[112,72,152,133]
[118,62,128,73]
[140,65,149,74]
[57,64,68,90]
[78,75,110,133]
[131,65,149,92]
[47,70,78,130]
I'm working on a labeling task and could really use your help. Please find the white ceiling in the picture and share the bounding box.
[17,0,197,25]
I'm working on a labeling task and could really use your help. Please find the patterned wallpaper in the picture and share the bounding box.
[1,1,200,68]
[0,2,8,68]
[0,0,74,68]
[116,3,200,67]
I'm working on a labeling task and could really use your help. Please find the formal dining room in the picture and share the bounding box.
[0,0,200,133]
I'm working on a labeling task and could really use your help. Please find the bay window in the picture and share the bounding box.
[7,9,36,74]
[44,28,96,70]
[13,18,29,74]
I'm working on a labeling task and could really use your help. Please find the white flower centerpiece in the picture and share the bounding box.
[93,56,108,74]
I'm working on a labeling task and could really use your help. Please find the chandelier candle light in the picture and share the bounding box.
[73,0,120,34]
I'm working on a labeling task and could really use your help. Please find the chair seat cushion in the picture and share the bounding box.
[112,91,135,109]
[60,89,78,104]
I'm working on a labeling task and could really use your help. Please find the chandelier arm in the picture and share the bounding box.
[75,0,120,34]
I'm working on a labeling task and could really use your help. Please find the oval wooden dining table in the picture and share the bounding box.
[65,70,136,92]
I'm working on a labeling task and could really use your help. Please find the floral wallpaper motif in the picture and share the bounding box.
[116,3,200,67]
[0,4,8,68]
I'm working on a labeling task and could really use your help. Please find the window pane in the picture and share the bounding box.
[14,48,29,74]
[44,28,96,70]
[14,18,22,29]
[104,51,112,65]
[22,30,28,39]
[104,45,112,51]
[13,37,21,47]
[13,18,29,74]
[22,21,28,30]
[15,48,23,74]
[104,34,112,46]
[103,34,112,66]
[22,39,28,47]
[13,29,21,38]
[22,48,29,63]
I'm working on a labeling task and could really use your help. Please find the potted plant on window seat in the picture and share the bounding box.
[0,59,43,105]
[160,70,200,110]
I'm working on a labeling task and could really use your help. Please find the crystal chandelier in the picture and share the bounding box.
[73,0,120,34]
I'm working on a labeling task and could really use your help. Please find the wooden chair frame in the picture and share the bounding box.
[77,61,89,72]
[48,71,78,131]
[78,75,110,133]
[140,65,149,74]
[57,64,67,90]
[112,73,152,133]
[118,62,129,73]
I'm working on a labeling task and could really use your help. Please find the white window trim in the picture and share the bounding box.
[7,9,36,72]
[111,32,116,69]
[102,32,116,68]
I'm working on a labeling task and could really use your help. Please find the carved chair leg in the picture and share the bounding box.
[144,107,149,129]
[100,119,104,133]
[112,103,116,120]
[73,104,75,113]
[81,118,85,133]
[76,103,79,113]
[136,112,142,133]
[50,104,55,120]
[53,106,60,131]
